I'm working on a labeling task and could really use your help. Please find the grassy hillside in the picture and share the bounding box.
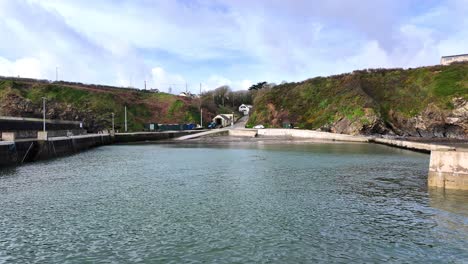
[0,79,212,132]
[248,63,468,137]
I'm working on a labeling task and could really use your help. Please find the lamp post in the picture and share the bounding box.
[124,106,128,132]
[200,108,203,128]
[42,97,46,132]
[111,112,115,133]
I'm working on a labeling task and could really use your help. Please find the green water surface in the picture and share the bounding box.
[0,142,467,263]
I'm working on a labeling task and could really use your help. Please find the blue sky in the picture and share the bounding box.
[0,0,467,94]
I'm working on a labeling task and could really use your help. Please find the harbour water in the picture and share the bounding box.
[0,142,467,263]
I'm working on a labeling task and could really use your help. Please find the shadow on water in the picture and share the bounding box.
[0,166,18,178]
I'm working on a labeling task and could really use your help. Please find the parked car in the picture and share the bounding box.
[208,122,217,129]
[253,125,265,129]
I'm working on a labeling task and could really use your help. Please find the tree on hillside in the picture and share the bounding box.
[213,85,230,106]
[248,81,268,91]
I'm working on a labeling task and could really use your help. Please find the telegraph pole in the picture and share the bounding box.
[124,106,128,132]
[144,80,147,90]
[231,112,234,127]
[199,83,203,127]
[42,97,46,131]
[111,112,115,132]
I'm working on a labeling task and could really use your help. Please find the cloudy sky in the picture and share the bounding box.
[0,0,467,93]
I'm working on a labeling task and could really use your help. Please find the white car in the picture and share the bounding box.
[253,125,265,129]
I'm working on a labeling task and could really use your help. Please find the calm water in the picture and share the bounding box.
[0,142,467,263]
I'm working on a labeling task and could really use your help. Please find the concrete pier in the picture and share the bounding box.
[428,150,468,190]
[114,131,204,143]
[0,134,111,166]
[256,129,369,142]
[370,137,456,153]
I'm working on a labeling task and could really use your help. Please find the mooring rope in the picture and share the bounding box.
[21,142,34,164]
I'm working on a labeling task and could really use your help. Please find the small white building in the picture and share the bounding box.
[238,104,253,116]
[178,92,196,98]
[213,114,234,127]
[441,54,468,65]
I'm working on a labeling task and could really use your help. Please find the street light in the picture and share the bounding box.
[124,106,128,132]
[42,97,46,132]
[111,112,115,133]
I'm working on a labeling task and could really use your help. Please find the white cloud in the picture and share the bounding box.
[204,75,232,90]
[0,57,43,79]
[238,80,253,90]
[202,75,253,91]
[0,0,467,91]
[151,67,186,94]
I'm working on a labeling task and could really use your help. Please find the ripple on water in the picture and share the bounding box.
[0,143,467,263]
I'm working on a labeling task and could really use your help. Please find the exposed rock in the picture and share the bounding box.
[323,98,467,139]
[328,108,390,136]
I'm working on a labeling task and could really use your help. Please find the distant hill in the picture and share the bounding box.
[248,62,468,139]
[0,78,212,132]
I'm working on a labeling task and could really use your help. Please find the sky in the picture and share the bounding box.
[0,0,467,94]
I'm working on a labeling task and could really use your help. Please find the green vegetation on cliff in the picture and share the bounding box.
[248,63,468,137]
[0,79,211,132]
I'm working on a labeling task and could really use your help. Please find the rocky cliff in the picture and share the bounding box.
[248,63,468,139]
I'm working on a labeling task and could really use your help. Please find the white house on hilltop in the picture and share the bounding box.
[441,54,468,65]
[238,104,252,116]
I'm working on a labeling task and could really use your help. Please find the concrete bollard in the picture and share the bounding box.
[37,131,49,141]
[428,150,468,190]
[1,132,17,141]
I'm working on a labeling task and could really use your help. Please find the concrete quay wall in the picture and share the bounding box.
[228,129,257,138]
[370,138,455,153]
[114,131,203,143]
[257,129,369,142]
[428,150,468,190]
[0,134,111,166]
[0,142,18,166]
[35,134,112,160]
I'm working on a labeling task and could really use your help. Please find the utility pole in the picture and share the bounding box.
[185,82,188,93]
[55,67,59,82]
[144,80,147,90]
[124,106,128,132]
[111,112,115,133]
[42,97,46,131]
[199,83,203,127]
